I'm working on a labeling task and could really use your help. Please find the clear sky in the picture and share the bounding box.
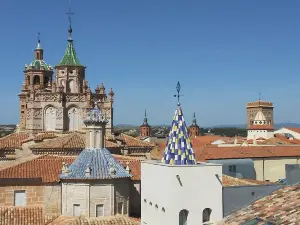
[1,0,300,126]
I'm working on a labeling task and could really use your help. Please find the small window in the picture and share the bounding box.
[203,208,212,223]
[229,165,236,173]
[179,209,189,225]
[144,199,147,203]
[117,202,123,214]
[251,192,255,196]
[14,190,26,206]
[96,204,104,217]
[73,204,80,216]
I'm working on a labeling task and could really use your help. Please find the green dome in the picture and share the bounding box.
[25,59,52,71]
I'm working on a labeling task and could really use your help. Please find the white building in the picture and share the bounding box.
[274,127,300,140]
[141,101,223,225]
[247,110,274,140]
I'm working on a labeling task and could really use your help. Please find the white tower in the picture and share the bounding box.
[141,83,223,225]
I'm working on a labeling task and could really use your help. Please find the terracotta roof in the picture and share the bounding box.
[284,127,300,134]
[0,155,76,183]
[246,100,273,107]
[33,132,58,141]
[248,125,274,130]
[223,184,300,224]
[0,206,57,225]
[0,133,29,150]
[261,135,300,145]
[0,155,142,183]
[222,175,275,187]
[30,133,120,150]
[48,215,140,225]
[197,145,300,161]
[120,133,155,147]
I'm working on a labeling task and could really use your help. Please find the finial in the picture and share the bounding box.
[36,32,41,49]
[66,0,74,41]
[192,112,197,125]
[173,81,183,106]
[143,109,148,124]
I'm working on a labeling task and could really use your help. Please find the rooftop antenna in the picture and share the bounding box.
[66,0,74,40]
[174,81,183,106]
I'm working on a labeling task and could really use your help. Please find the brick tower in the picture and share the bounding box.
[189,112,200,137]
[140,110,151,137]
[246,100,274,129]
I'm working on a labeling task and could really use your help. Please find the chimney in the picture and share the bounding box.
[125,162,130,173]
[61,162,70,175]
[85,166,91,177]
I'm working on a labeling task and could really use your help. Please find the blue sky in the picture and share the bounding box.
[1,0,300,126]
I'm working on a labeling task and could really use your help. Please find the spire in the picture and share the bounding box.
[162,82,196,165]
[143,109,148,125]
[56,4,83,67]
[36,32,41,49]
[192,112,197,125]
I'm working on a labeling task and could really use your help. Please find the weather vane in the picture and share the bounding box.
[66,0,74,39]
[37,32,40,43]
[174,81,183,105]
[258,92,262,101]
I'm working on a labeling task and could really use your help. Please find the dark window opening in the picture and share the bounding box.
[203,208,212,223]
[229,165,237,173]
[33,75,40,85]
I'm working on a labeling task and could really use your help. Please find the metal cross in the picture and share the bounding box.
[174,81,183,105]
[66,0,74,26]
[258,92,262,101]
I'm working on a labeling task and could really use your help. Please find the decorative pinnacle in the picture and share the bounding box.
[143,109,148,124]
[174,81,183,106]
[66,1,74,41]
[36,32,41,49]
[192,112,197,125]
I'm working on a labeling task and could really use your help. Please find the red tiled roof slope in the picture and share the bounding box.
[223,185,300,224]
[0,133,29,150]
[121,134,155,147]
[197,145,300,161]
[222,175,275,187]
[0,206,57,225]
[0,155,76,183]
[284,127,300,134]
[48,215,140,225]
[0,155,142,183]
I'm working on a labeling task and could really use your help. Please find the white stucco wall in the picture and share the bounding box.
[141,161,223,225]
[247,130,274,140]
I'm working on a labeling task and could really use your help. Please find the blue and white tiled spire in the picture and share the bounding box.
[162,101,196,165]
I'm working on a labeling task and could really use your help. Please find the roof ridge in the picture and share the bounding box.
[61,133,79,148]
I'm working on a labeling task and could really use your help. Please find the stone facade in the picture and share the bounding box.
[0,185,60,217]
[246,100,274,129]
[61,180,130,217]
[19,30,114,135]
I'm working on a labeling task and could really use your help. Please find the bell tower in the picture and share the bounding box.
[54,9,86,94]
[140,110,151,137]
[189,112,200,137]
[19,35,53,130]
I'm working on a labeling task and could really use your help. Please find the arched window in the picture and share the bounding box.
[33,75,40,85]
[68,107,80,131]
[68,79,75,93]
[44,106,56,131]
[203,208,212,223]
[179,209,188,225]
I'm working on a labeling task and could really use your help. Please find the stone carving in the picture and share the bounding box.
[26,109,34,119]
[33,108,42,119]
[66,94,85,102]
[56,108,63,120]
